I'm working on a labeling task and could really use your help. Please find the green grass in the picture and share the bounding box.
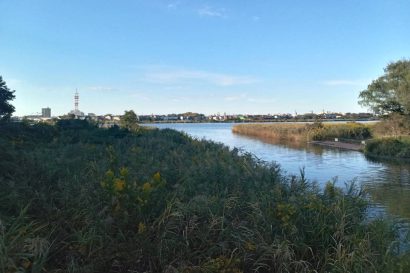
[0,120,408,272]
[365,137,410,159]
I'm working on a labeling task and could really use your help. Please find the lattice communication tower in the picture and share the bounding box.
[74,89,79,111]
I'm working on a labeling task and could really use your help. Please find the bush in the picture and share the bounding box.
[365,136,410,159]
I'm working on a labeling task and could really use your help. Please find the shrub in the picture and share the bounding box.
[365,137,410,158]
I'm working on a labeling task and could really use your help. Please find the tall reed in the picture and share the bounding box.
[232,122,372,142]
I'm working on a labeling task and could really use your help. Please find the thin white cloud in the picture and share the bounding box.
[224,93,276,104]
[198,6,226,18]
[87,86,117,92]
[224,93,247,101]
[144,67,258,86]
[167,1,180,9]
[247,97,276,103]
[322,79,369,86]
[170,97,190,102]
[129,93,151,101]
[252,16,260,22]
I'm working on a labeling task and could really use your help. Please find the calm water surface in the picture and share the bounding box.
[149,122,410,220]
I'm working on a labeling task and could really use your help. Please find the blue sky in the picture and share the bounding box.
[1,0,409,116]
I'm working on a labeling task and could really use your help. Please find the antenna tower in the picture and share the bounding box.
[74,89,79,111]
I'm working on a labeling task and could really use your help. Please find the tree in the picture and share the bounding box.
[120,110,139,130]
[359,59,410,115]
[0,76,16,121]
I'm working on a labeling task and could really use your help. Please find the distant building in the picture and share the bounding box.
[42,107,51,118]
[24,114,42,121]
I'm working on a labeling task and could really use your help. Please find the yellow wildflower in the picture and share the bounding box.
[244,241,256,251]
[153,171,161,182]
[105,169,114,179]
[142,182,152,192]
[120,167,128,177]
[276,203,296,226]
[114,179,125,191]
[138,222,146,234]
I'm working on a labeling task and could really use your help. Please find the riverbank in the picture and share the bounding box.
[1,121,409,272]
[309,140,364,151]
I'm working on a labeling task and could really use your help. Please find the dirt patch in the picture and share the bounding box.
[310,141,364,151]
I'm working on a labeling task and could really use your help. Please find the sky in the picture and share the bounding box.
[0,0,409,116]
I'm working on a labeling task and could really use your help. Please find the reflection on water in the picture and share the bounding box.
[240,134,328,156]
[364,162,410,218]
[147,123,410,220]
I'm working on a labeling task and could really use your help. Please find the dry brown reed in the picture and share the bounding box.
[232,123,311,142]
[232,122,373,143]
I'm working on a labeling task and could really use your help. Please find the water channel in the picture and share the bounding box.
[149,122,410,221]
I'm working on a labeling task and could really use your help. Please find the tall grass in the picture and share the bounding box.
[371,113,410,138]
[0,121,408,272]
[232,123,309,142]
[232,122,372,142]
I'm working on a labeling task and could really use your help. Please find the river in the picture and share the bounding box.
[148,122,410,221]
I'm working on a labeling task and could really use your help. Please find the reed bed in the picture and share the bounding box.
[232,123,309,142]
[0,120,408,272]
[233,122,373,142]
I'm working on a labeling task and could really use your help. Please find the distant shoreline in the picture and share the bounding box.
[141,118,379,124]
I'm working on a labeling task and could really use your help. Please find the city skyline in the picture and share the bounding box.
[1,0,409,116]
[21,90,374,117]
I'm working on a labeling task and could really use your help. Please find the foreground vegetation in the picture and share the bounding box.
[1,121,409,272]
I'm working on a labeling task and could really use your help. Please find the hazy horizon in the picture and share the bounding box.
[1,0,409,116]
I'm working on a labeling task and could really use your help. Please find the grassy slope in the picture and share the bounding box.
[0,121,408,273]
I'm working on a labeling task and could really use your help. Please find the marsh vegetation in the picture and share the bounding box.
[1,121,409,272]
[232,122,372,142]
